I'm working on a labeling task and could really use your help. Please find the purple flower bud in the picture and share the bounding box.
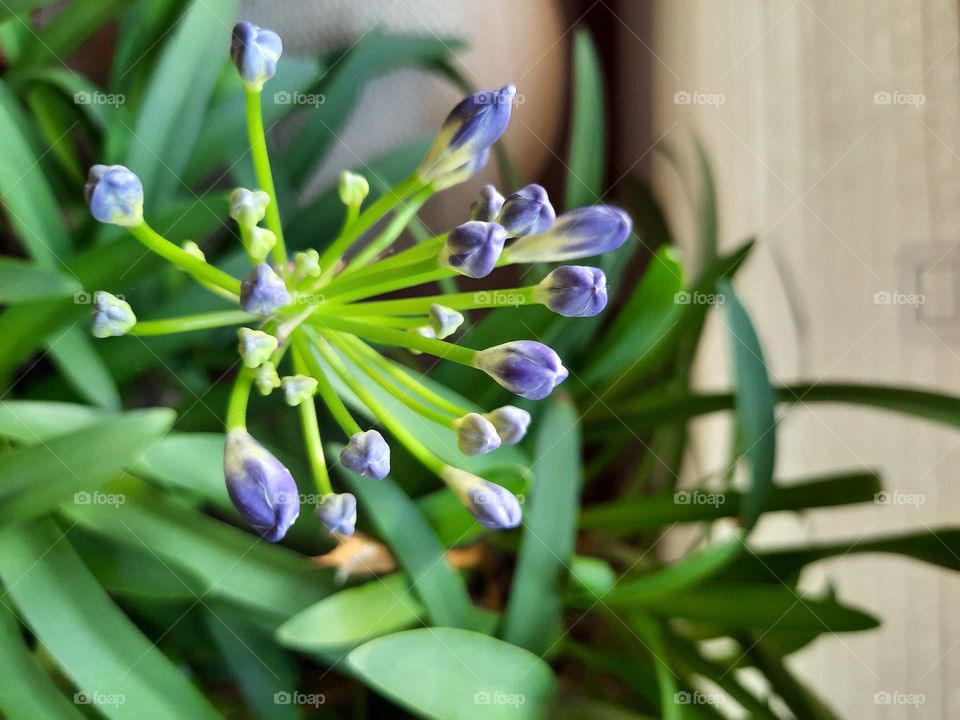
[439,221,506,279]
[91,291,136,338]
[240,263,291,315]
[419,85,516,179]
[506,205,632,263]
[230,21,282,90]
[484,406,531,445]
[340,430,390,480]
[443,467,522,530]
[534,265,608,317]
[84,165,143,226]
[223,430,300,542]
[474,341,568,400]
[453,413,502,456]
[470,184,505,222]
[316,492,358,536]
[429,304,464,340]
[496,184,555,237]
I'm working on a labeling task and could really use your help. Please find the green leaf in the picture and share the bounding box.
[0,400,104,442]
[502,396,582,653]
[337,459,475,629]
[0,257,80,302]
[45,325,122,409]
[0,408,174,525]
[133,432,229,506]
[631,613,681,720]
[277,574,423,653]
[586,245,685,382]
[0,602,86,720]
[123,0,238,209]
[0,518,221,720]
[24,83,84,182]
[564,29,605,209]
[347,628,558,719]
[0,0,59,22]
[0,80,70,264]
[719,281,776,529]
[639,584,879,632]
[16,0,133,68]
[61,482,330,621]
[579,471,881,533]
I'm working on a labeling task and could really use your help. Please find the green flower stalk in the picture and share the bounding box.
[83,20,632,540]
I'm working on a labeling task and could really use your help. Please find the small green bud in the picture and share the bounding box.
[246,226,277,264]
[294,249,321,278]
[281,374,318,406]
[338,171,369,208]
[254,361,281,396]
[229,188,270,227]
[181,240,205,261]
[237,328,278,368]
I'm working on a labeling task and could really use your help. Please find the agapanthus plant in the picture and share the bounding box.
[84,21,631,542]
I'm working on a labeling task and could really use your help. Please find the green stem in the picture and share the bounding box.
[244,87,286,265]
[323,257,452,303]
[336,287,537,317]
[130,222,241,294]
[342,187,433,273]
[343,335,469,417]
[337,233,447,283]
[292,347,332,494]
[317,173,427,280]
[131,310,258,336]
[309,315,477,366]
[308,328,447,475]
[328,333,455,426]
[291,332,361,436]
[226,369,253,431]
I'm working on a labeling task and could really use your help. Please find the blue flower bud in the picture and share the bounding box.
[420,85,516,179]
[254,361,281,396]
[470,184,505,222]
[429,304,464,340]
[281,374,318,406]
[533,265,608,317]
[229,188,269,227]
[91,291,136,338]
[439,221,506,279]
[223,429,300,542]
[84,165,143,226]
[496,184,555,237]
[230,21,282,90]
[453,413,502,456]
[474,340,568,400]
[340,430,391,480]
[484,406,531,445]
[315,492,358,536]
[506,205,632,263]
[240,263,291,315]
[443,467,521,530]
[338,171,369,207]
[237,327,278,368]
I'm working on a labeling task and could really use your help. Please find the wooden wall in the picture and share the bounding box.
[614,1,960,717]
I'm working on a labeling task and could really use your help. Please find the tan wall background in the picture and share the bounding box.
[615,1,960,717]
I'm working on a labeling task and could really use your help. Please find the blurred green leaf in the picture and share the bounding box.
[0,400,104,441]
[0,408,173,525]
[24,83,84,182]
[347,628,557,719]
[720,281,776,529]
[45,325,122,409]
[16,0,133,68]
[631,612,681,720]
[579,470,881,533]
[278,574,423,653]
[503,396,582,653]
[564,29,605,210]
[0,257,80,302]
[0,518,221,720]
